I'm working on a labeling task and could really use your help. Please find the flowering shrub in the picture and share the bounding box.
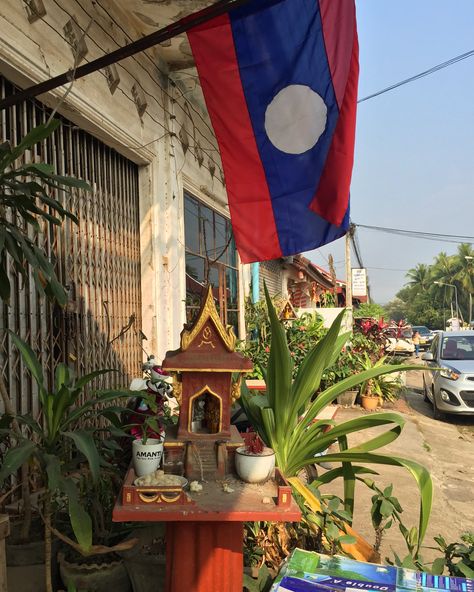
[352,317,388,360]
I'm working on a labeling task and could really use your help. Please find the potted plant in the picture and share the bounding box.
[337,388,359,407]
[128,367,176,477]
[323,350,359,407]
[0,120,91,579]
[117,524,166,592]
[58,469,134,592]
[235,433,275,484]
[131,417,165,478]
[360,387,380,411]
[357,353,402,409]
[238,283,432,559]
[0,335,135,592]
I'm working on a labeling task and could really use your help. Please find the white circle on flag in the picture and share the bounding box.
[264,84,327,154]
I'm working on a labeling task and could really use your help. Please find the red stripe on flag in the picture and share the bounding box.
[310,17,359,225]
[188,15,281,263]
[319,0,355,111]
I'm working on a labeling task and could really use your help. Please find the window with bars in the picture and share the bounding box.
[184,193,239,335]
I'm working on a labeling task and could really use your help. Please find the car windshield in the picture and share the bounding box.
[413,326,430,335]
[441,336,474,361]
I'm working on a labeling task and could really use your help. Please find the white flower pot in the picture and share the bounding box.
[132,438,164,477]
[235,446,275,484]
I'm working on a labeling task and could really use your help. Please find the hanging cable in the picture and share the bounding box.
[358,48,474,103]
[355,223,474,244]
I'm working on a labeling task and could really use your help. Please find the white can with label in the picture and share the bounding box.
[132,438,164,477]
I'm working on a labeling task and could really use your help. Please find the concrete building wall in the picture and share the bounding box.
[0,0,247,360]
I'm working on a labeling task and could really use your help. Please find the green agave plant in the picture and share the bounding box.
[239,284,433,553]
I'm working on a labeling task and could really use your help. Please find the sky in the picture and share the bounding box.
[307,0,474,304]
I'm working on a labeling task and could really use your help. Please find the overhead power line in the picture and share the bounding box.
[366,266,410,272]
[358,48,474,103]
[355,223,474,244]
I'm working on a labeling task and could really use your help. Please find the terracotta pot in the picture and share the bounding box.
[235,447,275,483]
[361,394,379,411]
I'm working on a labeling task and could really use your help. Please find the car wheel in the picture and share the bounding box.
[297,464,318,484]
[432,393,445,421]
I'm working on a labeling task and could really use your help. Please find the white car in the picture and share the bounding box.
[385,337,415,355]
[422,331,474,419]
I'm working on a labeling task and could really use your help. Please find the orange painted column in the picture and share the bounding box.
[165,521,244,592]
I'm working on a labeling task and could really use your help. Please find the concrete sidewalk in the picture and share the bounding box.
[319,374,474,564]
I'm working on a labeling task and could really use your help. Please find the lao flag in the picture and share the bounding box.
[188,0,359,264]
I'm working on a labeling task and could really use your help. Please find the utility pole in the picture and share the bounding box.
[345,230,353,315]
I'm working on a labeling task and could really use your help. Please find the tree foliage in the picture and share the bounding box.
[390,244,474,328]
[353,302,387,320]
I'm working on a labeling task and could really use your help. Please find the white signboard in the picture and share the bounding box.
[352,268,367,297]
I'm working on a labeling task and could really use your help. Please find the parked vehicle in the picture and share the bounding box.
[422,331,474,419]
[411,326,434,350]
[384,324,414,355]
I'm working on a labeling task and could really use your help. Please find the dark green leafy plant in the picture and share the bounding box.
[430,533,474,578]
[239,283,432,556]
[0,119,90,304]
[364,480,404,554]
[320,349,359,391]
[0,334,131,592]
[302,488,356,555]
[0,120,94,592]
[243,564,274,592]
[240,297,325,379]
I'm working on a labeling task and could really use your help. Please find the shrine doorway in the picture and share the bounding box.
[189,388,222,434]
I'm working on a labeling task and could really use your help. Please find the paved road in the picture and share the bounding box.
[320,367,474,564]
[406,363,474,438]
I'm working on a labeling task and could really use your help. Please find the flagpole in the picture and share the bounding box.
[0,0,254,111]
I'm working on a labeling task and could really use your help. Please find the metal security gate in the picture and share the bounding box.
[0,75,142,416]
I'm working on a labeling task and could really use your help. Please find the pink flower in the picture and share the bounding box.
[265,346,270,353]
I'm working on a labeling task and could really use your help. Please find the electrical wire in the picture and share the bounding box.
[47,0,225,177]
[358,48,474,103]
[365,266,410,272]
[355,223,474,244]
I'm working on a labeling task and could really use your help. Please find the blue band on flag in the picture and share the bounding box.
[230,0,346,256]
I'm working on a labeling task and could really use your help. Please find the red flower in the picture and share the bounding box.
[265,346,270,353]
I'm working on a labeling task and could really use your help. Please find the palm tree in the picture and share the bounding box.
[432,252,457,284]
[453,243,474,324]
[406,263,432,292]
[431,252,458,320]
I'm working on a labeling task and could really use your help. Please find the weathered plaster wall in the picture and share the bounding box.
[0,0,248,359]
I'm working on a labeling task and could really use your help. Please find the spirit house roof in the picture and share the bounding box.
[162,286,253,373]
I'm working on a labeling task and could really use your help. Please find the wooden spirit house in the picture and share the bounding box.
[161,286,252,480]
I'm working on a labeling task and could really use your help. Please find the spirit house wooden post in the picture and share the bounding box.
[113,287,301,592]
